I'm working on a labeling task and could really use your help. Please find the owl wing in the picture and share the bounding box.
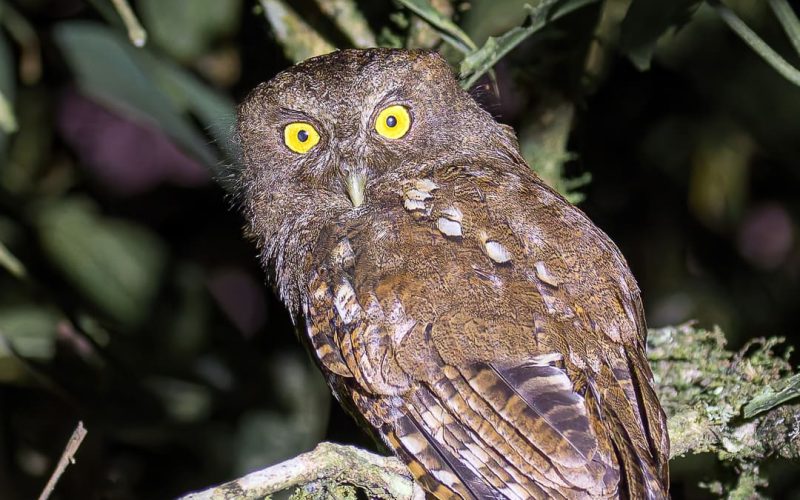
[303,159,669,499]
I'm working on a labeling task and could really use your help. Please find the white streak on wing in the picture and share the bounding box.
[334,280,360,324]
[534,261,559,286]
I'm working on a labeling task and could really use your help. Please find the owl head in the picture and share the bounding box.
[236,48,521,308]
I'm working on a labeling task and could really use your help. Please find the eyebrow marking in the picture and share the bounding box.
[277,107,318,123]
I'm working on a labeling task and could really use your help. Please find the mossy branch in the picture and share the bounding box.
[178,442,423,500]
[180,324,800,499]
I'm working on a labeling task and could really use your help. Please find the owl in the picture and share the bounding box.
[237,48,669,499]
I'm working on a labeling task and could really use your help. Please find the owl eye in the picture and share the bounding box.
[284,122,321,154]
[375,105,411,140]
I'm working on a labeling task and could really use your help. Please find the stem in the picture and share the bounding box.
[109,0,147,47]
[768,0,800,57]
[710,0,800,87]
[0,0,42,83]
[313,0,376,48]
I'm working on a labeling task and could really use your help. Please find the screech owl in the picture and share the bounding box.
[237,48,669,499]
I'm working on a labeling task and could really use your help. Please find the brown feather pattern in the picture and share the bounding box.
[237,48,669,498]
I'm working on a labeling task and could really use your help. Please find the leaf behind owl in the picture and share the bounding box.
[458,0,599,89]
[138,0,243,62]
[0,32,15,157]
[33,197,167,328]
[618,0,702,70]
[54,22,228,170]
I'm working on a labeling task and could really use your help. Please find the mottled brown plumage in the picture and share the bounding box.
[237,48,669,499]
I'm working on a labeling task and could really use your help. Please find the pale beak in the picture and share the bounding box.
[345,171,366,208]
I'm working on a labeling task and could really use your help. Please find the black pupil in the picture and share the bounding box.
[386,115,397,128]
[297,130,309,142]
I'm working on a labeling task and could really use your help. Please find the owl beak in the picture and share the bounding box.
[345,171,366,208]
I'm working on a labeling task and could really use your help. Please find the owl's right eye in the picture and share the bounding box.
[284,122,320,154]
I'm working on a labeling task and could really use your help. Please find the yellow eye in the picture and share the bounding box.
[284,122,320,154]
[375,105,411,139]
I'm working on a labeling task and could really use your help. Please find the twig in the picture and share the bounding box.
[37,421,88,500]
[314,0,377,48]
[406,0,453,49]
[768,0,800,57]
[259,0,335,63]
[710,0,800,87]
[178,442,424,500]
[459,0,598,89]
[109,0,147,47]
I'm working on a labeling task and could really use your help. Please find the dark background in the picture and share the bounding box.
[0,0,798,498]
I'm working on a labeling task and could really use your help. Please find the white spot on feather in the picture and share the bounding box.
[440,206,462,222]
[404,189,431,201]
[399,434,427,454]
[414,178,438,192]
[433,470,460,487]
[534,261,559,286]
[334,280,360,324]
[393,318,416,345]
[403,198,426,211]
[437,217,462,237]
[530,352,564,365]
[484,240,512,264]
[331,238,354,268]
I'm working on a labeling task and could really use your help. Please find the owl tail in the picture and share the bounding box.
[586,373,669,500]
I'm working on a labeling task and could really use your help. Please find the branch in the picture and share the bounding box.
[258,0,336,63]
[649,324,800,462]
[178,442,424,500]
[180,324,800,498]
[37,421,88,500]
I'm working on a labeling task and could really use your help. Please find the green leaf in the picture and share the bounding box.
[34,197,167,328]
[235,353,330,473]
[0,32,16,154]
[0,306,59,361]
[459,0,598,89]
[143,58,238,166]
[143,376,212,422]
[395,0,477,53]
[619,0,701,71]
[743,373,800,418]
[0,240,26,279]
[54,22,219,166]
[139,0,242,61]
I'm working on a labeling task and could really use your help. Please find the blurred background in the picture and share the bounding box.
[0,0,798,498]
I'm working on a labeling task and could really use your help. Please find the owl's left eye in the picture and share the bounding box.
[375,105,411,140]
[284,122,320,154]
